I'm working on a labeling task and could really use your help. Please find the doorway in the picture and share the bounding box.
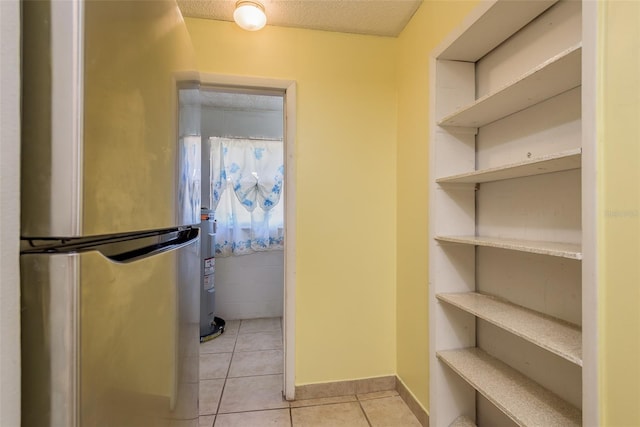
[197,75,296,401]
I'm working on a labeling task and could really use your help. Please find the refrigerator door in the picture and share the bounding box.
[21,229,200,427]
[21,0,200,238]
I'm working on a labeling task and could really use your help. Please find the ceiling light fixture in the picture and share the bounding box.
[233,1,267,31]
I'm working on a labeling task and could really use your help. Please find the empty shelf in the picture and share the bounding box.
[438,1,557,62]
[438,44,582,128]
[436,149,581,184]
[437,292,582,366]
[435,235,582,260]
[437,348,581,427]
[449,415,477,427]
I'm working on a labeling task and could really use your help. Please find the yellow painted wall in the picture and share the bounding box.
[185,19,398,384]
[394,0,640,421]
[598,0,640,424]
[395,0,478,412]
[187,2,640,420]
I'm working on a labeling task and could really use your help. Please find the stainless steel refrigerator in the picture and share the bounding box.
[20,0,202,426]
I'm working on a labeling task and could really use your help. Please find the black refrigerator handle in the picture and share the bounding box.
[102,228,199,263]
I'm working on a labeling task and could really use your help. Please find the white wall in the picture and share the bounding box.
[202,107,283,141]
[201,98,285,320]
[214,251,284,320]
[0,0,21,424]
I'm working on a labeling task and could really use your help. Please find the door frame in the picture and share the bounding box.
[198,73,297,400]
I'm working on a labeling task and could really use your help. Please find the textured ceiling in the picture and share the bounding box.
[177,0,423,37]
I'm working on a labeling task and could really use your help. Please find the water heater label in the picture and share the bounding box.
[204,274,214,290]
[204,257,215,275]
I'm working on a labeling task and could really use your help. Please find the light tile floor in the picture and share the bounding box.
[199,317,422,427]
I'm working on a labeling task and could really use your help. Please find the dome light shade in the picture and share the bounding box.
[233,1,267,31]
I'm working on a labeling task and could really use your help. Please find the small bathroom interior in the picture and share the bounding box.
[182,85,287,395]
[199,87,284,321]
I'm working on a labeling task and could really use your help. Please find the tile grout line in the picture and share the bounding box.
[229,347,283,356]
[227,372,285,380]
[205,319,417,426]
[213,320,242,418]
[200,319,287,424]
[215,407,292,416]
[225,327,283,379]
[358,399,374,427]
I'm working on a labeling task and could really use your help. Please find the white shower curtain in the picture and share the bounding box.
[209,137,284,257]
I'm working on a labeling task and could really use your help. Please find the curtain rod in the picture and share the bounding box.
[209,135,283,142]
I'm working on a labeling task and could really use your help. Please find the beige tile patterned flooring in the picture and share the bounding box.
[199,317,422,427]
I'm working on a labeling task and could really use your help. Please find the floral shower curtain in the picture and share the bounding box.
[209,137,284,257]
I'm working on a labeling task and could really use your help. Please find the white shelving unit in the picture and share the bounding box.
[434,236,582,260]
[436,148,581,184]
[437,292,582,366]
[437,348,582,426]
[438,44,581,128]
[429,1,594,425]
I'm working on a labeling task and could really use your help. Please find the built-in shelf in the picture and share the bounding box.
[449,415,477,427]
[437,348,581,427]
[438,44,582,128]
[437,292,582,366]
[449,415,476,427]
[439,0,557,62]
[430,1,589,425]
[435,235,582,260]
[436,149,581,184]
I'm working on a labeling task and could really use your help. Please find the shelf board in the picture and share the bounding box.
[435,235,582,260]
[437,348,581,427]
[437,292,582,366]
[449,415,476,427]
[436,149,581,184]
[438,44,582,128]
[438,1,557,62]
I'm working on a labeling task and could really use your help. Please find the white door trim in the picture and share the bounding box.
[197,73,297,400]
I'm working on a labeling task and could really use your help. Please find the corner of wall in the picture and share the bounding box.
[394,0,480,414]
